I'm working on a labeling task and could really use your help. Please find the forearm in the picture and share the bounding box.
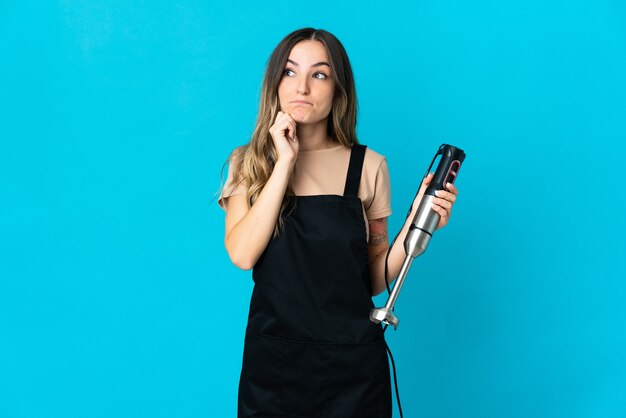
[225,160,294,270]
[369,215,413,296]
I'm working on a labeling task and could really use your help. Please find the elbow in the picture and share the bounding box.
[370,271,391,296]
[233,257,255,271]
[227,249,255,271]
[372,285,386,297]
[225,241,256,271]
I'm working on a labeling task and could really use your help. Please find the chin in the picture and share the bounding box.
[294,113,327,124]
[293,115,309,124]
[290,112,310,123]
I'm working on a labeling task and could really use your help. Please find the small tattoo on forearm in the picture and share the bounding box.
[370,232,387,246]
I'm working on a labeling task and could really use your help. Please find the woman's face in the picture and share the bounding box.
[277,40,335,125]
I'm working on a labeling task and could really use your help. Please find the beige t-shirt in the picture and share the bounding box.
[218,144,392,240]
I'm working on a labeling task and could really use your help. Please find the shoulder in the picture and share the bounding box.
[218,145,249,210]
[364,146,385,160]
[224,145,249,182]
[357,144,392,219]
[355,144,390,191]
[361,145,388,174]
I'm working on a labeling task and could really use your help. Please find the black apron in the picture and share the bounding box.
[238,144,392,418]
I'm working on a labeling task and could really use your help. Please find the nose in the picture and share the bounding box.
[297,76,310,95]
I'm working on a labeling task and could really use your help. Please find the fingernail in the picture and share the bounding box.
[446,182,452,187]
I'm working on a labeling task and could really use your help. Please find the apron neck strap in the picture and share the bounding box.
[343,144,367,197]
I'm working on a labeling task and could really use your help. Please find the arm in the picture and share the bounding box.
[223,111,300,270]
[223,159,295,270]
[368,216,411,296]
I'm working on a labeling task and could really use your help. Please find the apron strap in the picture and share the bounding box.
[343,144,367,197]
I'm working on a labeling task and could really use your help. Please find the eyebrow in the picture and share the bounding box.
[286,59,331,68]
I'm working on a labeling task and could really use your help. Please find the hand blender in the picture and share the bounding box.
[369,144,466,329]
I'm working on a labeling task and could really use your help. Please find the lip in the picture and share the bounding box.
[290,100,313,105]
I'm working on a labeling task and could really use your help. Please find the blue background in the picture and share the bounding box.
[1,1,625,417]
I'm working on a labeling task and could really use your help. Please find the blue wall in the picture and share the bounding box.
[1,1,625,417]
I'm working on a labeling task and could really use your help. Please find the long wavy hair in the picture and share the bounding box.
[222,27,359,237]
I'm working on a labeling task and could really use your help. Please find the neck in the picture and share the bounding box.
[297,120,335,151]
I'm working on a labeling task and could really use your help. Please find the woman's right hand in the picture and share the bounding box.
[269,111,299,165]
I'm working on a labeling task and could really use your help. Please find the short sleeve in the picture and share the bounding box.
[365,158,392,220]
[218,160,247,210]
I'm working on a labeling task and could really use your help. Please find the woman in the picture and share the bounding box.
[219,28,458,418]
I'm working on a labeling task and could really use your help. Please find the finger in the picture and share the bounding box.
[445,182,459,195]
[278,112,293,127]
[285,126,296,141]
[277,112,294,127]
[283,112,295,123]
[287,122,298,142]
[287,120,297,140]
[281,122,292,140]
[436,201,452,216]
[274,116,295,140]
[435,189,457,204]
[434,204,450,223]
[277,116,288,129]
[271,113,287,131]
[420,173,433,191]
[431,204,448,228]
[432,197,452,210]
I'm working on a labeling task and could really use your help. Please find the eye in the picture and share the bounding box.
[314,72,328,80]
[283,68,295,77]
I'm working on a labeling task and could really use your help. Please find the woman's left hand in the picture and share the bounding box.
[432,182,459,230]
